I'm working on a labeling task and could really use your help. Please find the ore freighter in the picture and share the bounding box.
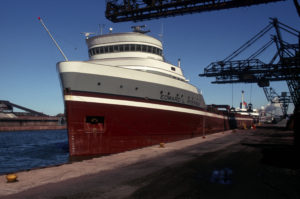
[57,26,253,156]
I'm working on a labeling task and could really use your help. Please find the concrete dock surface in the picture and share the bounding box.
[0,127,299,199]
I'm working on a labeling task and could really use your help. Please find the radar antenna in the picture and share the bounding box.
[81,32,96,39]
[131,25,150,34]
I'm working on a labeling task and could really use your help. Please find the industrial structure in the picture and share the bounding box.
[263,87,292,116]
[103,0,300,147]
[105,0,285,22]
[199,18,300,116]
[0,100,65,131]
[0,100,48,117]
[104,1,299,110]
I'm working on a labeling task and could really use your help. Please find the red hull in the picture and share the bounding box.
[65,92,252,156]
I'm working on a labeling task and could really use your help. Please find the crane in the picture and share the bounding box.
[263,87,292,116]
[105,0,285,22]
[199,18,300,108]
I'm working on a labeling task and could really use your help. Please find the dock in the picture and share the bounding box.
[0,126,299,199]
[0,100,66,132]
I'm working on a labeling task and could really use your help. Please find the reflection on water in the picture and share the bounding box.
[0,130,69,175]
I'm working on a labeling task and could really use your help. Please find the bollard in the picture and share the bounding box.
[6,174,17,183]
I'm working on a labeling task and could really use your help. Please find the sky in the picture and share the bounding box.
[0,0,299,116]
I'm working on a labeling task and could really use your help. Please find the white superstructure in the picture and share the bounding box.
[58,28,206,108]
[86,32,188,82]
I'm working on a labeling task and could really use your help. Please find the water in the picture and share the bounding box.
[0,130,69,175]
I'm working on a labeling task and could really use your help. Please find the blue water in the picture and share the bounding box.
[0,130,69,175]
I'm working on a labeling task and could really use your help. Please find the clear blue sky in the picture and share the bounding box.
[0,0,299,115]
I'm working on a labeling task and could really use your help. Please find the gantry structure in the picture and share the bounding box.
[105,0,285,22]
[199,18,300,114]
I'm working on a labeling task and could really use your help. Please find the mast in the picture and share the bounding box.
[241,90,245,109]
[38,17,69,61]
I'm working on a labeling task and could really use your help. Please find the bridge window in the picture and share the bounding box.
[104,46,109,53]
[130,44,135,51]
[153,47,157,54]
[158,49,162,56]
[113,45,119,52]
[89,44,163,57]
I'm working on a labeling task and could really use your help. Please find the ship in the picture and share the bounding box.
[57,26,253,156]
[231,90,260,122]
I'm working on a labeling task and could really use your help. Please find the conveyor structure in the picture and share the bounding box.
[199,18,300,108]
[105,0,285,22]
[0,100,48,117]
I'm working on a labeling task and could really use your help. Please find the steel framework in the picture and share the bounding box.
[199,18,300,107]
[105,0,284,22]
[0,100,48,116]
[263,87,292,116]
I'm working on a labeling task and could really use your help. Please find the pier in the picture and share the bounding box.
[1,125,299,199]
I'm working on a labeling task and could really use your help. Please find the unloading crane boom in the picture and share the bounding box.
[199,18,300,107]
[105,0,284,22]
